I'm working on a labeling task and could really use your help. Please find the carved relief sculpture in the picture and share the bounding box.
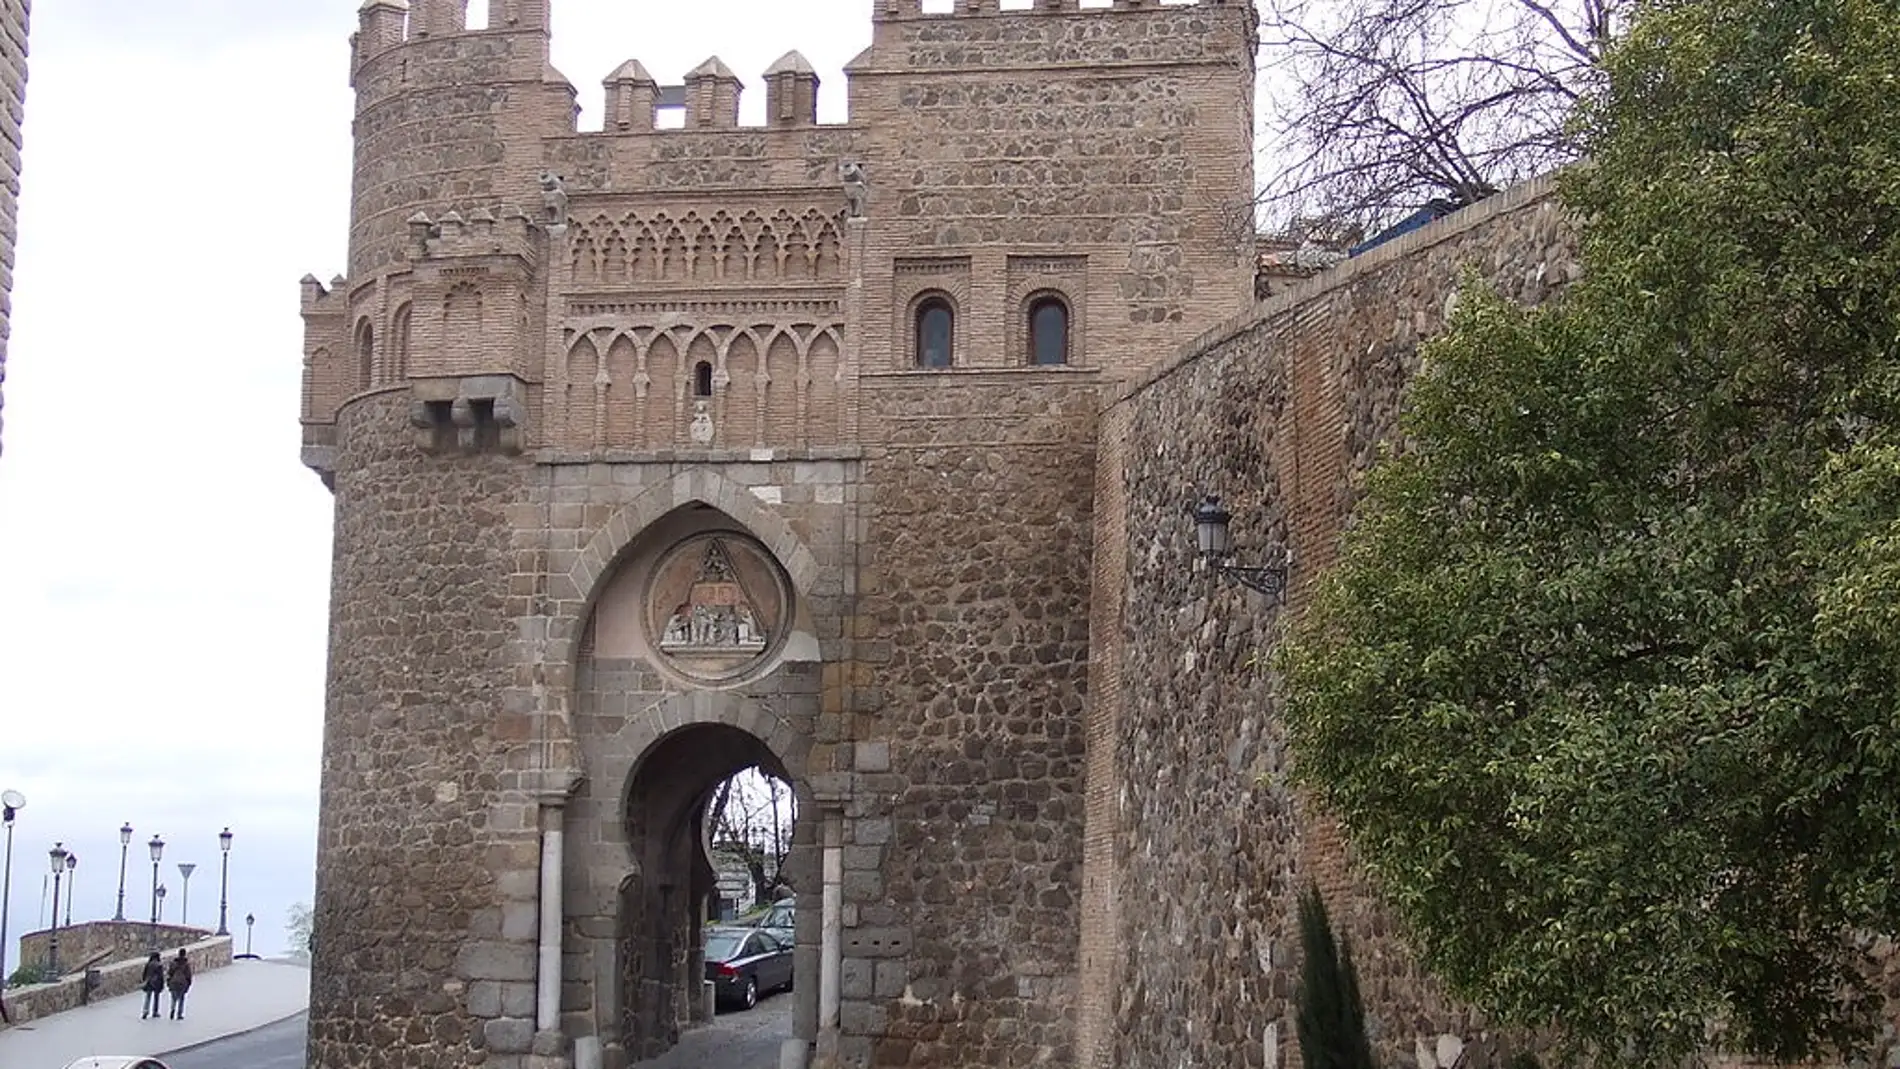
[840,161,868,220]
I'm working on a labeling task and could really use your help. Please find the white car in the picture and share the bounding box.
[60,1058,170,1069]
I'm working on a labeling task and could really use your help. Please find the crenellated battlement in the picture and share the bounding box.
[351,0,551,65]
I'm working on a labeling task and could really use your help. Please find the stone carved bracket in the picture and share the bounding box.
[411,375,532,455]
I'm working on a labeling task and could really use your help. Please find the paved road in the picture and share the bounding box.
[635,990,796,1068]
[165,1013,307,1069]
[152,998,790,1069]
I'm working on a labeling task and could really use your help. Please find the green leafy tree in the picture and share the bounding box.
[1296,886,1377,1069]
[1276,0,1900,1063]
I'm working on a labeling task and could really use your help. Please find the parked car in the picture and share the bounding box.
[61,1059,170,1069]
[702,925,793,1011]
[749,895,795,941]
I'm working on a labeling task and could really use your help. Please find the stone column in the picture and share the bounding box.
[529,768,581,1069]
[536,798,565,1032]
[813,813,844,1068]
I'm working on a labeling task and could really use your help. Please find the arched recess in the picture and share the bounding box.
[354,318,375,390]
[558,468,823,652]
[389,303,413,383]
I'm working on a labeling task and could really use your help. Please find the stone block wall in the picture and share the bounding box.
[0,0,26,458]
[1086,176,1577,1069]
[1,936,231,1030]
[17,921,211,974]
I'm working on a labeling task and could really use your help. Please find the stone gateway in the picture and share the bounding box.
[298,2,1577,1068]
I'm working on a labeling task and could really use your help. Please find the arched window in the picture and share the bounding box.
[354,319,375,389]
[694,360,715,398]
[915,297,955,369]
[1028,295,1069,366]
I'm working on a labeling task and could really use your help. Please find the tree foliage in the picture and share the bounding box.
[1258,0,1622,232]
[1296,886,1377,1069]
[1276,0,1900,1062]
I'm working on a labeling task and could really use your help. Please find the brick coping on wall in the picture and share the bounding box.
[0,936,234,1030]
[1121,172,1565,404]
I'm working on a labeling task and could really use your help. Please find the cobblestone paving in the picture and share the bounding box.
[633,992,795,1069]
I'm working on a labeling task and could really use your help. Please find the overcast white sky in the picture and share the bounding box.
[0,0,877,966]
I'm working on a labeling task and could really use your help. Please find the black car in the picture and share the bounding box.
[703,925,793,1011]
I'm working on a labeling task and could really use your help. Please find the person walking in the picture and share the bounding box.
[139,953,165,1020]
[165,949,193,1020]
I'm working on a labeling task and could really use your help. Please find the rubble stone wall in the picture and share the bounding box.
[1092,176,1577,1069]
[308,390,545,1069]
[848,374,1103,1068]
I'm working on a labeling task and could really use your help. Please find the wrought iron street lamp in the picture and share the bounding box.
[242,912,257,959]
[47,842,67,978]
[0,790,21,997]
[156,884,167,924]
[62,851,77,928]
[216,827,233,936]
[1191,495,1289,598]
[114,823,132,922]
[147,835,164,951]
[177,863,196,928]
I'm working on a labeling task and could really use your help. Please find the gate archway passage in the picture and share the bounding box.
[559,499,824,1069]
[619,725,810,1062]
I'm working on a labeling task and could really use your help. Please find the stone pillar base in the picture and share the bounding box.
[526,1028,571,1069]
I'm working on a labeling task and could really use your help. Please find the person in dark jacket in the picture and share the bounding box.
[139,952,165,1019]
[165,949,193,1020]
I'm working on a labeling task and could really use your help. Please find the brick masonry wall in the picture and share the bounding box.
[0,0,26,458]
[1091,177,1577,1069]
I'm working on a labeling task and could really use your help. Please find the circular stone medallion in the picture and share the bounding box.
[645,533,790,683]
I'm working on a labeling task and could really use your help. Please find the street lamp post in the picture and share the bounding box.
[113,823,132,922]
[243,913,256,958]
[47,843,67,978]
[156,884,167,925]
[177,863,197,928]
[62,852,77,928]
[215,827,233,936]
[0,790,21,997]
[147,836,164,951]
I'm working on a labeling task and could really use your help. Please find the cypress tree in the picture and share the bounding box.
[1296,884,1377,1069]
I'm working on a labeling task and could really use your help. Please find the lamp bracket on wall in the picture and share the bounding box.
[1191,494,1289,600]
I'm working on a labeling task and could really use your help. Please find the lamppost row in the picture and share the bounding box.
[0,790,20,1000]
[47,842,67,978]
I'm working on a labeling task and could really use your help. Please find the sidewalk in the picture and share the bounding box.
[0,958,309,1067]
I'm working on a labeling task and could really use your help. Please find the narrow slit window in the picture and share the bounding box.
[916,299,954,369]
[694,360,715,398]
[1029,297,1069,366]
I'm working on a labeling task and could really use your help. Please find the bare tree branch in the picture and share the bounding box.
[1257,0,1627,235]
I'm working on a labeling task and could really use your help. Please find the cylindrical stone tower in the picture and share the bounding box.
[306,2,574,1066]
